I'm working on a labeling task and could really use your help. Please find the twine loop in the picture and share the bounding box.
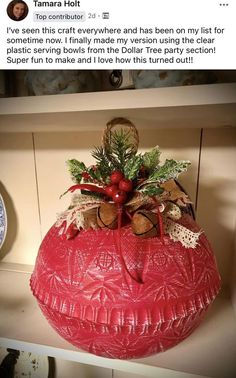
[102,117,139,156]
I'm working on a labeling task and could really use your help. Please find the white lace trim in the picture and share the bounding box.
[164,217,202,248]
[56,196,201,248]
[56,194,102,232]
[165,203,182,221]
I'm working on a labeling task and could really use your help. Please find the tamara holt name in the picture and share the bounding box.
[33,0,81,6]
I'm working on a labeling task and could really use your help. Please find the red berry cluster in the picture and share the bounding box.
[105,170,133,204]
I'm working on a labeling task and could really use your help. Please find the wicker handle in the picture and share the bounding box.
[103,118,139,155]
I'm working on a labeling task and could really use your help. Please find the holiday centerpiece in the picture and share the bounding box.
[30,118,221,359]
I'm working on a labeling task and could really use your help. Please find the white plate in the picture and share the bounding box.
[0,193,7,249]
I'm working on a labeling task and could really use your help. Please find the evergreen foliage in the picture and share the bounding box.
[66,129,190,201]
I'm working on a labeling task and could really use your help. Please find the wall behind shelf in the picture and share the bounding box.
[0,127,235,291]
[196,128,236,301]
[0,133,41,264]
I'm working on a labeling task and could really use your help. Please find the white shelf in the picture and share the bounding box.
[0,83,236,132]
[0,263,235,378]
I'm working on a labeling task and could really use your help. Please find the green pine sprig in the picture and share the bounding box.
[91,146,114,181]
[67,128,191,202]
[106,129,136,172]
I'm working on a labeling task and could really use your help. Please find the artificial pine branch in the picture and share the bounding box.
[109,129,135,171]
[91,146,113,180]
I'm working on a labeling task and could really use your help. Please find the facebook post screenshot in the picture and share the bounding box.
[0,1,236,378]
[0,0,235,68]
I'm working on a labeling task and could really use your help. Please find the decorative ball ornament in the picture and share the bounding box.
[30,118,221,360]
[105,184,118,198]
[110,170,124,184]
[112,190,127,204]
[31,217,221,359]
[131,210,159,238]
[119,178,133,192]
[97,203,118,229]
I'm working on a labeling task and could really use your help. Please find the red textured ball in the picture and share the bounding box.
[110,170,124,184]
[119,178,133,192]
[30,215,221,360]
[112,190,127,204]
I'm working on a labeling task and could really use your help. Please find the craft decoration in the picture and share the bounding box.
[56,117,194,245]
[30,118,221,359]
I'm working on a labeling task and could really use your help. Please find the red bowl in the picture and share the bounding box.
[30,215,221,359]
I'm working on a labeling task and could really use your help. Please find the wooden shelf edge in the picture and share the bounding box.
[0,83,235,132]
[0,83,236,116]
[0,103,235,132]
